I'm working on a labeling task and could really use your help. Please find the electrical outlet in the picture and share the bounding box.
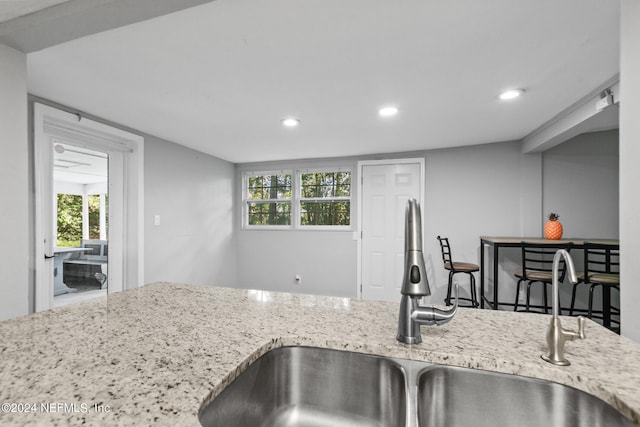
[295,275,302,284]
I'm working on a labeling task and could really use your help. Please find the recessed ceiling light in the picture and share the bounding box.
[499,89,524,100]
[378,106,399,117]
[281,118,300,127]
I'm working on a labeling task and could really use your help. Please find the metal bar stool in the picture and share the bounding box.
[437,236,479,308]
[514,242,571,313]
[570,242,620,333]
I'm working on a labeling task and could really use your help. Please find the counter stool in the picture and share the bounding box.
[570,242,620,333]
[513,242,571,314]
[437,236,479,308]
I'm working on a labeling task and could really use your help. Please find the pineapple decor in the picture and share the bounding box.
[544,212,563,240]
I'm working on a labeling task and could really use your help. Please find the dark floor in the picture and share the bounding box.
[65,277,103,292]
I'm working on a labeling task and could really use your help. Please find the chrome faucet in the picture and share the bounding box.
[541,249,586,366]
[397,199,458,345]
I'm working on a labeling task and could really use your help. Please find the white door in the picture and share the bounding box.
[359,160,423,302]
[34,103,144,311]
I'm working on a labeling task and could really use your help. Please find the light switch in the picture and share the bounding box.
[153,214,161,226]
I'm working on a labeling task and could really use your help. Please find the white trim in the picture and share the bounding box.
[34,103,144,311]
[242,167,354,231]
[296,167,353,231]
[297,166,352,174]
[241,170,293,230]
[34,106,54,311]
[43,113,137,152]
[82,194,89,239]
[243,169,292,177]
[99,194,107,240]
[356,157,425,299]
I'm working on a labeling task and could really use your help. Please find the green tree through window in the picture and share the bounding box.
[57,193,108,246]
[57,194,82,247]
[244,169,352,228]
[300,171,351,226]
[246,173,292,225]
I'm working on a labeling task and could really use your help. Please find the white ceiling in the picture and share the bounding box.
[20,0,621,163]
[0,0,71,23]
[53,142,108,185]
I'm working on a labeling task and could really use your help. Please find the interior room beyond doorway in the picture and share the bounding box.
[52,143,109,307]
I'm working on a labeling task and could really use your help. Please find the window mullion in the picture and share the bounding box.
[244,168,351,229]
[294,169,301,229]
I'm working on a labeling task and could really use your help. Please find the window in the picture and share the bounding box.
[243,168,352,229]
[299,171,351,227]
[57,194,83,247]
[245,172,292,226]
[56,193,109,246]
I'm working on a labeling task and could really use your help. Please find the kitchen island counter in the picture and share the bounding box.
[1,282,639,426]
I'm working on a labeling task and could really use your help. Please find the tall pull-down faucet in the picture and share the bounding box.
[397,199,458,344]
[541,249,586,366]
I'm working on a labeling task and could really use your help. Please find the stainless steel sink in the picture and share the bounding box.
[198,346,407,427]
[416,365,630,427]
[199,346,631,427]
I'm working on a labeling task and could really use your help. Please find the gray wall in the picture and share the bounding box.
[423,141,528,305]
[23,96,237,315]
[144,136,236,286]
[235,157,357,297]
[542,130,619,239]
[236,230,356,297]
[235,134,620,312]
[0,45,29,321]
[0,46,625,331]
[620,0,640,341]
[542,130,619,313]
[422,133,617,311]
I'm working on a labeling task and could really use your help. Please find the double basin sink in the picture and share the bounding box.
[199,346,630,427]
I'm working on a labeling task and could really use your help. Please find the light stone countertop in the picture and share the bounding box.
[1,282,639,426]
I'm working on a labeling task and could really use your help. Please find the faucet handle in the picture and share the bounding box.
[563,316,586,342]
[576,316,586,339]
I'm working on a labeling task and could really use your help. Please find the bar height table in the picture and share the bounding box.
[479,237,619,311]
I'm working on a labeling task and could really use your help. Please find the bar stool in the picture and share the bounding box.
[570,242,620,333]
[513,242,571,313]
[436,236,479,308]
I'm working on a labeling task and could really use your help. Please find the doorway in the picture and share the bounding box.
[358,159,424,302]
[34,103,144,311]
[52,143,109,307]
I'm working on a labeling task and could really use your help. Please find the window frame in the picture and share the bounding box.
[242,170,294,229]
[296,167,353,230]
[242,167,353,231]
